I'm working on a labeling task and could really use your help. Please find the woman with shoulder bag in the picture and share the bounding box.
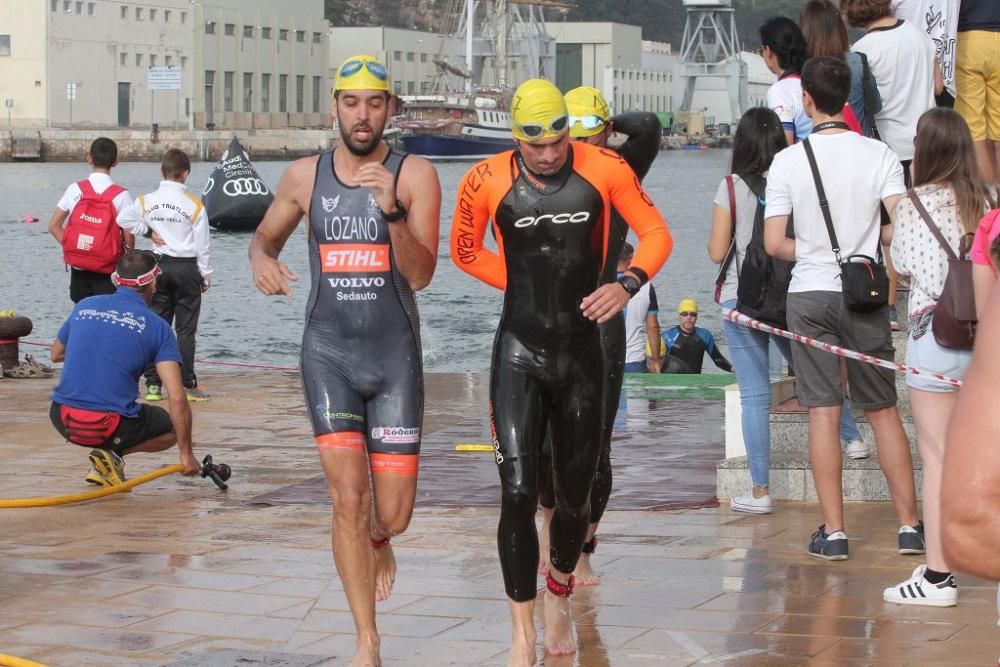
[709,108,867,515]
[886,107,992,607]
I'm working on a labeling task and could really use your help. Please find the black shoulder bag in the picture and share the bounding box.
[803,137,889,313]
[858,52,881,140]
[735,174,794,328]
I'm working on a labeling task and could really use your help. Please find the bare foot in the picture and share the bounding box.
[373,542,396,602]
[507,633,537,667]
[350,638,381,667]
[543,590,576,656]
[573,553,600,586]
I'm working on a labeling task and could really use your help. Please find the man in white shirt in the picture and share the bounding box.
[47,137,135,302]
[764,56,922,562]
[117,148,213,402]
[851,5,938,165]
[620,243,662,373]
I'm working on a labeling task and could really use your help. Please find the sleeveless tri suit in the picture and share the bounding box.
[451,140,672,601]
[301,149,423,476]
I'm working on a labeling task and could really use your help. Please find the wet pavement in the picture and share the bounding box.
[1,371,997,666]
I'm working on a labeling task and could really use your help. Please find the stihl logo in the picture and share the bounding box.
[513,211,591,228]
[80,213,104,224]
[320,244,390,272]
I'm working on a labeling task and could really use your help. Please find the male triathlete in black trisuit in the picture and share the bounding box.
[537,86,662,585]
[250,55,441,667]
[450,79,672,665]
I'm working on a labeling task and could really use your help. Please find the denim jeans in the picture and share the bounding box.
[721,301,860,487]
[623,360,647,373]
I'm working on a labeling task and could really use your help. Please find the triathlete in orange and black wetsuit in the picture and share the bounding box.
[451,138,672,603]
[537,109,662,543]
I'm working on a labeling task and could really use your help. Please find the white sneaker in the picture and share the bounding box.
[883,565,957,607]
[731,491,773,514]
[843,438,869,460]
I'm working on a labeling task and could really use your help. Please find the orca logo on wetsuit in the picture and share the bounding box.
[513,211,591,228]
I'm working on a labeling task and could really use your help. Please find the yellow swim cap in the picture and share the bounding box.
[564,86,610,138]
[334,55,390,94]
[511,79,568,143]
[678,299,699,314]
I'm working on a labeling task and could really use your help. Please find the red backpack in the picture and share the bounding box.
[62,179,126,274]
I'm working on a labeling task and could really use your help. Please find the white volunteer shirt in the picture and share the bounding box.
[56,172,134,216]
[116,180,213,277]
[852,20,936,160]
[765,131,906,294]
[624,282,658,364]
[766,76,813,141]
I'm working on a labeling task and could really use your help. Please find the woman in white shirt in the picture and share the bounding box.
[888,107,992,608]
[759,17,811,145]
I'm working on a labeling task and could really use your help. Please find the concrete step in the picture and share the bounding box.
[768,411,917,454]
[717,451,924,502]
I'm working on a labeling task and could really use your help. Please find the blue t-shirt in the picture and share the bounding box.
[51,288,181,417]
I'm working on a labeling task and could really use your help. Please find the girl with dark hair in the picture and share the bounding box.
[799,0,882,137]
[759,17,811,145]
[887,107,993,607]
[710,108,870,514]
[708,109,791,513]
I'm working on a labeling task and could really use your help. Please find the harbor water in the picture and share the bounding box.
[0,149,732,373]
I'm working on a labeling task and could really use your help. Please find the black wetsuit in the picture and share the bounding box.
[451,141,671,602]
[538,113,662,522]
[301,149,423,471]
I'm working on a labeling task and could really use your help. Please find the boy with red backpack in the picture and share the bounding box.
[47,137,134,303]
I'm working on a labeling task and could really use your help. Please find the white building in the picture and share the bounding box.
[0,0,329,130]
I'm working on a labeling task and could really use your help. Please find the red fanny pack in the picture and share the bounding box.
[59,405,121,446]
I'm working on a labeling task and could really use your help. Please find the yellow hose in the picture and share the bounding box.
[0,464,184,508]
[0,653,49,667]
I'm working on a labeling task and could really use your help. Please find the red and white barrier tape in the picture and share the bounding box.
[724,308,963,388]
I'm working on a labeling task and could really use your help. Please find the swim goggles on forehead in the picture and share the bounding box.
[111,264,161,288]
[514,114,569,139]
[568,114,607,131]
[339,59,388,80]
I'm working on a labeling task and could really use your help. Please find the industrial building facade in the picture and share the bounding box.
[0,0,329,130]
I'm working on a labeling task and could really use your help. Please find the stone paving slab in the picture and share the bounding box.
[0,371,997,665]
[166,650,331,666]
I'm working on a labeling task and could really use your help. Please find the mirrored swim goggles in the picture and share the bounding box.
[339,59,388,81]
[111,263,161,288]
[513,114,569,139]
[568,114,608,132]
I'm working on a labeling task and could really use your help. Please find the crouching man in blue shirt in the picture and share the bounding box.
[49,250,200,486]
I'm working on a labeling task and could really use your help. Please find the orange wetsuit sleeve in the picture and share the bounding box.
[450,156,509,290]
[606,154,672,281]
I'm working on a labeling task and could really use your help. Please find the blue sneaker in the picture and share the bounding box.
[808,525,849,561]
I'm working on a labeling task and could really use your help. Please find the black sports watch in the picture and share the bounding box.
[379,198,407,222]
[617,274,641,298]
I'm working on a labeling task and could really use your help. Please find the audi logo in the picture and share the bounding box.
[223,178,269,197]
